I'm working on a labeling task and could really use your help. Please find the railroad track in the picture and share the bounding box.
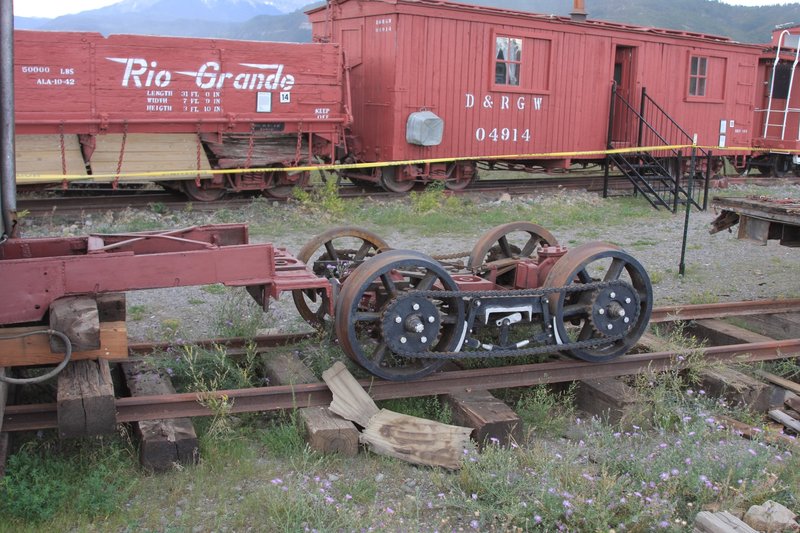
[17,174,799,217]
[4,299,799,432]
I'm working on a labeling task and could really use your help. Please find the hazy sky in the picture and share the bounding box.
[11,0,792,18]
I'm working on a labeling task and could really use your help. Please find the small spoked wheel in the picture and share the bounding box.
[292,226,389,327]
[467,222,558,286]
[543,242,652,362]
[379,166,415,193]
[334,249,465,381]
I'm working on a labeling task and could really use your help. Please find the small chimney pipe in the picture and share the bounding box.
[570,0,587,22]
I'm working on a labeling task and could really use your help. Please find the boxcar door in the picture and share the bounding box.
[612,46,636,146]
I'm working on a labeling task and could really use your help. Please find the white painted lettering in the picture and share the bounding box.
[483,95,493,109]
[465,93,475,108]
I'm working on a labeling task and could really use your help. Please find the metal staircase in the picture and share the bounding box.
[605,85,709,212]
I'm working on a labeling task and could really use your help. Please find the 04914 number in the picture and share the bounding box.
[475,127,530,142]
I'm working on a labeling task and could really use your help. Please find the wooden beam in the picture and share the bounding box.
[754,370,800,396]
[0,321,128,367]
[263,353,358,456]
[768,409,800,434]
[57,359,116,438]
[694,510,758,533]
[732,313,800,341]
[96,293,126,322]
[576,377,645,427]
[444,390,522,448]
[690,319,774,346]
[700,366,771,413]
[121,361,199,472]
[49,296,101,352]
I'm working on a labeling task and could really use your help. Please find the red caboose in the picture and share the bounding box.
[14,31,349,200]
[308,0,764,197]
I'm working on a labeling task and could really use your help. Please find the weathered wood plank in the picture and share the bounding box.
[576,377,644,427]
[360,409,472,470]
[121,361,199,472]
[0,321,128,367]
[754,370,800,396]
[690,318,774,346]
[57,359,116,438]
[700,366,771,412]
[694,510,759,533]
[264,353,358,456]
[445,389,522,447]
[299,406,359,456]
[89,134,211,179]
[49,296,101,352]
[768,409,800,434]
[733,313,800,340]
[322,361,379,428]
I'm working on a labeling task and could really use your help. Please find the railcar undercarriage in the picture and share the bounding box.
[292,222,653,381]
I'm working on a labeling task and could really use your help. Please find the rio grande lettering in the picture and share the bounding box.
[107,58,296,91]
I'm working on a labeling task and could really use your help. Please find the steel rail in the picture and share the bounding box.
[651,299,800,322]
[4,338,798,432]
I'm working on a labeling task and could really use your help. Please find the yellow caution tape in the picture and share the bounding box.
[14,143,798,185]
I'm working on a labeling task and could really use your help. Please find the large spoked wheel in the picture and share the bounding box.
[467,222,558,286]
[543,242,652,363]
[379,166,415,193]
[292,226,390,327]
[770,154,792,178]
[334,250,465,381]
[182,179,226,202]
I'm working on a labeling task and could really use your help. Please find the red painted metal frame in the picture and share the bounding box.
[0,224,331,325]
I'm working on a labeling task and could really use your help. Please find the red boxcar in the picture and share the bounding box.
[308,0,765,191]
[14,31,349,200]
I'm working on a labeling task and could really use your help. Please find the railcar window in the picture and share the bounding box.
[495,36,522,86]
[689,56,707,97]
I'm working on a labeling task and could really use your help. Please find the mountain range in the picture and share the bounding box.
[14,0,800,44]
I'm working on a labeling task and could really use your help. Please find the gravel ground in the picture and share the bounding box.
[17,183,800,342]
[117,185,800,342]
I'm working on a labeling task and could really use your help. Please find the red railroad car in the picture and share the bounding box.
[13,31,348,200]
[308,0,765,192]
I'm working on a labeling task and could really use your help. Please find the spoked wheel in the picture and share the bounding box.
[543,242,652,363]
[265,167,310,199]
[292,226,390,327]
[379,166,415,193]
[182,179,226,202]
[334,249,465,381]
[467,222,558,286]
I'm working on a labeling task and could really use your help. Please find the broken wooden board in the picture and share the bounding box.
[718,415,800,450]
[694,510,758,533]
[263,353,358,456]
[754,370,800,396]
[0,321,128,367]
[322,361,472,469]
[57,359,116,438]
[121,361,199,471]
[445,390,522,448]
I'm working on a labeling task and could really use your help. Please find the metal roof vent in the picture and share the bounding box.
[571,0,587,22]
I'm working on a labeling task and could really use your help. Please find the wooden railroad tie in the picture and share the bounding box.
[57,359,116,438]
[262,352,358,456]
[443,390,522,448]
[120,361,199,472]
